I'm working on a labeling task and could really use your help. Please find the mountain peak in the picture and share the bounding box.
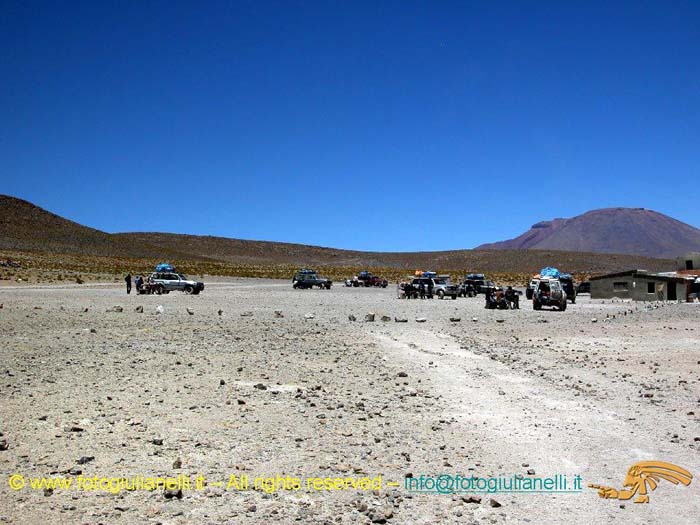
[477,207,700,258]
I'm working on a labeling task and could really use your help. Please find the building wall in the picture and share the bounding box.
[677,252,700,271]
[591,275,683,301]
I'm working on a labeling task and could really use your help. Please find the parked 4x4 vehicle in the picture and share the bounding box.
[559,273,577,303]
[349,271,388,288]
[526,277,540,300]
[148,272,204,295]
[532,279,567,311]
[410,276,458,299]
[292,269,332,289]
[461,273,496,295]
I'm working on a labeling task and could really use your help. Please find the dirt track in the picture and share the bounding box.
[1,280,699,524]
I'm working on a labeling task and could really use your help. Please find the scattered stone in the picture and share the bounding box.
[246,504,257,512]
[220,379,226,386]
[135,305,143,313]
[489,498,502,508]
[164,487,183,499]
[526,469,535,475]
[254,383,267,390]
[274,310,284,318]
[304,313,315,320]
[107,306,123,313]
[76,456,95,465]
[172,458,182,469]
[241,311,253,317]
[394,317,408,323]
[461,495,481,504]
[348,314,357,322]
[449,317,461,322]
[156,305,164,315]
[415,318,427,323]
[398,371,408,378]
[381,315,391,322]
[591,318,598,323]
[152,438,164,446]
[217,309,223,316]
[472,317,478,322]
[0,440,8,451]
[365,313,376,322]
[496,319,505,323]
[186,308,194,315]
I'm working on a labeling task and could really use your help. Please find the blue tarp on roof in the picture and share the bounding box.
[155,263,175,272]
[540,267,560,278]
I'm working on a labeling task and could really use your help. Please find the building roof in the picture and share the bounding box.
[590,269,691,283]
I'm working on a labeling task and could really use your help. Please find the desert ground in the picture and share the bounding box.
[1,279,699,524]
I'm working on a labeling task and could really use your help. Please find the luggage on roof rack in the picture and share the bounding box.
[540,267,560,279]
[155,262,175,272]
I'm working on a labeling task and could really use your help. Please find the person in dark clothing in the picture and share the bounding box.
[125,273,132,294]
[505,286,519,309]
[427,280,434,299]
[419,282,426,299]
[134,275,142,293]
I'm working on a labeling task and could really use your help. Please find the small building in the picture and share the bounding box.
[590,270,690,301]
[676,252,700,272]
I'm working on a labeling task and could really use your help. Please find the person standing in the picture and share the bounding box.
[125,273,132,294]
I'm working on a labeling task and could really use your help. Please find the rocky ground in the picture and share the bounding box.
[1,279,699,524]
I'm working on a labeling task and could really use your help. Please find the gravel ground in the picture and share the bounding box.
[1,279,699,524]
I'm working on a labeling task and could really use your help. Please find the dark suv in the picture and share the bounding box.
[559,273,577,303]
[292,269,332,289]
[461,274,495,295]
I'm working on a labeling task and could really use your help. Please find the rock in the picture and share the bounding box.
[172,458,182,469]
[241,311,253,317]
[156,305,164,315]
[76,456,94,465]
[496,319,505,323]
[186,308,194,315]
[89,328,96,333]
[415,318,427,323]
[246,504,257,512]
[274,310,284,318]
[43,488,53,497]
[449,317,461,322]
[489,498,502,508]
[135,305,143,313]
[152,438,164,446]
[164,487,183,499]
[220,379,226,386]
[218,309,223,316]
[365,313,375,322]
[591,318,598,323]
[381,315,391,322]
[394,317,408,323]
[472,317,478,322]
[398,371,408,377]
[304,313,315,320]
[348,314,357,322]
[461,495,481,504]
[107,306,123,313]
[526,469,535,475]
[254,383,267,390]
[0,439,8,451]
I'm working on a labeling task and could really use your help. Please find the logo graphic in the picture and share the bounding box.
[589,461,692,504]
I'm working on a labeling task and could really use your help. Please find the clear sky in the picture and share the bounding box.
[1,1,698,251]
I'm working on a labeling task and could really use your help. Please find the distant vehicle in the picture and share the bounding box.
[526,277,540,300]
[433,275,459,299]
[462,274,495,295]
[577,281,591,295]
[293,269,332,289]
[559,273,577,303]
[145,272,204,295]
[353,271,388,288]
[411,276,458,299]
[532,279,567,311]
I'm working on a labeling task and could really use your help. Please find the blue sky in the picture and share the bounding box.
[1,1,699,251]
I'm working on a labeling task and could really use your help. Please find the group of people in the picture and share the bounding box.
[400,281,434,299]
[485,286,520,310]
[124,273,149,294]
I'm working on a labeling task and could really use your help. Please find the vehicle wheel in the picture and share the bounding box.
[184,285,194,294]
[560,301,567,311]
[156,284,165,295]
[437,290,445,299]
